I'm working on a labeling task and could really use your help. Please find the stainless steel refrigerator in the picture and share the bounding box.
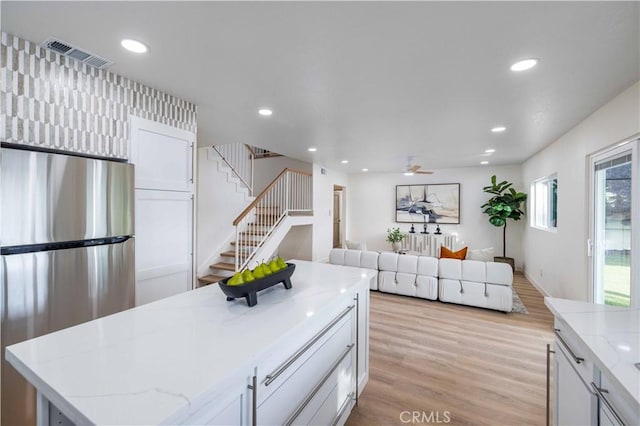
[1,144,135,426]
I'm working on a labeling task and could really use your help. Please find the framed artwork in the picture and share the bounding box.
[396,183,460,224]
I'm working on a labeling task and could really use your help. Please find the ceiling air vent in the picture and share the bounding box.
[40,37,114,70]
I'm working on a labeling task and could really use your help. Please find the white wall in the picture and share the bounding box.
[312,164,349,262]
[521,81,640,301]
[278,225,313,261]
[253,156,313,194]
[347,166,525,268]
[196,147,252,274]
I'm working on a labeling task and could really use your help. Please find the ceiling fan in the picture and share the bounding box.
[404,160,433,175]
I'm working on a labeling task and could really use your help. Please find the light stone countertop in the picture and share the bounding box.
[545,297,640,406]
[6,260,374,425]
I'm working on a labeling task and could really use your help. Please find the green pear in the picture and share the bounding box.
[228,272,244,286]
[242,269,255,282]
[276,256,287,269]
[261,262,272,276]
[269,259,281,273]
[252,265,265,279]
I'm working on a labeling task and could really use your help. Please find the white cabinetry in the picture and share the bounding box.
[183,367,254,426]
[554,332,597,426]
[551,318,635,426]
[191,286,369,426]
[129,116,196,305]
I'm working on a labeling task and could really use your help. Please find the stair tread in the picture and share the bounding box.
[220,250,249,258]
[239,230,268,236]
[198,274,227,285]
[211,262,236,271]
[231,241,259,247]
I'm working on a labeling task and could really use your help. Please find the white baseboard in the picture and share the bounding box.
[524,270,551,297]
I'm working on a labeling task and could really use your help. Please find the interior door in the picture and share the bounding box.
[589,139,638,307]
[333,191,341,248]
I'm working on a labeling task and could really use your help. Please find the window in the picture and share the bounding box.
[531,174,558,230]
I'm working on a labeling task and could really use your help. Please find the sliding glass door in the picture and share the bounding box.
[590,139,638,307]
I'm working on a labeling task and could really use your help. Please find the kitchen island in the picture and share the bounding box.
[545,297,639,425]
[6,260,373,425]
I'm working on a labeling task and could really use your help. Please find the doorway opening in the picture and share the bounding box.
[333,185,345,248]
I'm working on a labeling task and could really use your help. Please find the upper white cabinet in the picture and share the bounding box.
[129,116,197,305]
[129,116,195,192]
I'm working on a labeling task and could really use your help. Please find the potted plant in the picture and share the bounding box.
[386,227,405,252]
[481,175,527,270]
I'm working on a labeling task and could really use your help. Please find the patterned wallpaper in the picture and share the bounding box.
[0,33,197,159]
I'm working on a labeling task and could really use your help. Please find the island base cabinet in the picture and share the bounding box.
[256,296,359,426]
[554,341,597,426]
[182,368,254,426]
[594,373,637,425]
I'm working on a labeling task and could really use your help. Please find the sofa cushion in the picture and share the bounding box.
[397,255,418,274]
[486,262,513,286]
[462,260,486,283]
[438,258,462,280]
[378,252,399,272]
[344,249,362,267]
[360,251,379,270]
[440,246,468,260]
[417,256,438,277]
[329,248,346,265]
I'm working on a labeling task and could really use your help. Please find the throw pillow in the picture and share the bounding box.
[440,246,468,260]
[467,247,495,262]
[345,240,367,251]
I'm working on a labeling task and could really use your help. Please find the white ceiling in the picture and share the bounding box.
[2,1,639,172]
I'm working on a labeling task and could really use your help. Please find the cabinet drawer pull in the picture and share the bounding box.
[332,391,356,426]
[265,305,355,386]
[284,344,354,426]
[247,375,257,426]
[546,343,554,426]
[554,329,584,364]
[591,383,627,426]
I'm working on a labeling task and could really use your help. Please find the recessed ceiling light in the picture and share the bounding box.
[121,39,148,53]
[481,161,489,165]
[258,109,272,116]
[485,149,496,153]
[404,172,414,176]
[510,58,538,72]
[491,126,506,133]
[308,147,317,152]
[341,160,349,164]
[362,168,368,172]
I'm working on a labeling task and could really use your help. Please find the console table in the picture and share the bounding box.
[401,233,458,257]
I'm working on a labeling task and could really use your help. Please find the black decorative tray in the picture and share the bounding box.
[218,263,295,307]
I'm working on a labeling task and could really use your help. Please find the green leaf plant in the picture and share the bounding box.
[481,175,528,258]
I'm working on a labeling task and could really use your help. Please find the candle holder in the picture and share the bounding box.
[421,215,429,234]
[435,225,442,235]
[409,224,415,233]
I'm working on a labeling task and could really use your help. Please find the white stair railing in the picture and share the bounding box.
[212,144,255,195]
[233,168,313,270]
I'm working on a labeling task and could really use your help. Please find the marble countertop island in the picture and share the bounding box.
[544,297,639,406]
[6,260,375,425]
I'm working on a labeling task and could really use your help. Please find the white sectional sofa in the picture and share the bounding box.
[328,249,379,290]
[378,252,438,300]
[328,249,514,312]
[438,258,513,312]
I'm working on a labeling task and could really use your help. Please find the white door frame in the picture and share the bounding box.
[587,135,639,306]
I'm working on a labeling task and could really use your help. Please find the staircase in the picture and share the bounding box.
[198,146,313,286]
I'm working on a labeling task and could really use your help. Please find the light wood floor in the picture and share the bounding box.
[346,273,554,426]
